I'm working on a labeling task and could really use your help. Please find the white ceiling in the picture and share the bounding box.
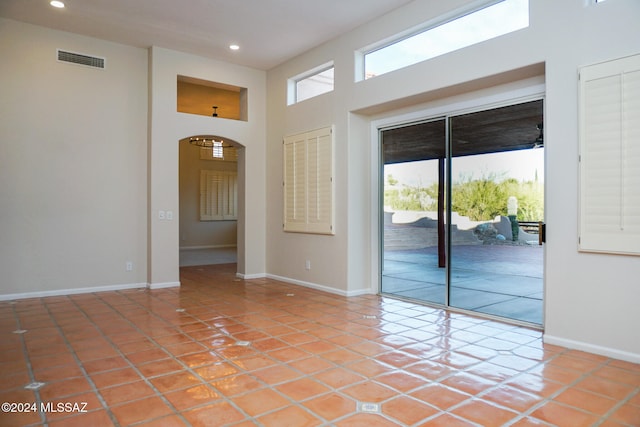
[0,0,415,70]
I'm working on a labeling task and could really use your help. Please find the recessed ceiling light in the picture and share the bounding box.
[50,1,65,8]
[229,44,240,51]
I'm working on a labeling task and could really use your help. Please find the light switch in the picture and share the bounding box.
[166,211,173,220]
[158,210,165,220]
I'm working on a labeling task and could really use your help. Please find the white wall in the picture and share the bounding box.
[266,0,640,361]
[149,47,266,286]
[0,19,148,298]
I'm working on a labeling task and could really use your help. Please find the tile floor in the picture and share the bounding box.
[1,263,638,427]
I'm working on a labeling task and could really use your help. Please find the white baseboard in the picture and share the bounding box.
[236,272,266,280]
[544,334,640,364]
[0,282,148,301]
[266,274,375,297]
[148,281,181,290]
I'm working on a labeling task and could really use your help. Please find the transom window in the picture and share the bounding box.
[289,63,334,104]
[362,0,529,80]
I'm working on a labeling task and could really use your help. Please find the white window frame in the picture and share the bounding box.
[288,62,334,105]
[359,0,529,81]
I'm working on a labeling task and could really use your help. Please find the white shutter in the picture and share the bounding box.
[579,54,640,255]
[200,170,237,221]
[283,126,334,234]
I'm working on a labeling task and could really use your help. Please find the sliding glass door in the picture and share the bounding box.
[381,100,544,326]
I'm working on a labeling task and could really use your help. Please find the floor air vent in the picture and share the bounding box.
[57,49,105,69]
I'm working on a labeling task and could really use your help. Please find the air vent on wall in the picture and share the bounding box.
[57,49,105,69]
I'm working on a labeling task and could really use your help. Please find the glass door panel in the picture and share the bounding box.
[449,102,544,325]
[381,119,447,306]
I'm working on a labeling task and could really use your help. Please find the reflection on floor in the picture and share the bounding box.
[179,247,237,267]
[1,263,637,426]
[383,245,543,325]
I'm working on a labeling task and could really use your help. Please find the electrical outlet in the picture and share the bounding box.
[166,210,173,220]
[305,260,311,270]
[126,261,133,272]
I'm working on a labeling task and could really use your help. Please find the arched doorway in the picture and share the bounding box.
[178,135,244,270]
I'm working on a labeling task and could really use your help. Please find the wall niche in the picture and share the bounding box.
[177,75,247,121]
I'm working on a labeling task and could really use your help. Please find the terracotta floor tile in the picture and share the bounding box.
[575,375,635,400]
[111,395,174,425]
[178,351,222,368]
[231,354,277,371]
[610,402,640,425]
[137,359,185,378]
[342,380,397,403]
[210,373,264,397]
[405,359,458,381]
[90,366,141,388]
[303,392,356,420]
[441,371,498,395]
[182,401,245,427]
[150,371,203,393]
[47,409,116,427]
[276,377,330,401]
[375,371,427,392]
[99,380,157,406]
[376,349,422,367]
[251,364,301,385]
[481,385,543,412]
[451,399,519,427]
[335,412,401,427]
[506,373,565,397]
[126,348,171,364]
[410,383,470,410]
[554,386,619,415]
[3,266,639,427]
[232,388,290,417]
[346,359,395,378]
[531,401,600,427]
[39,376,93,400]
[383,395,439,425]
[314,367,365,389]
[135,414,189,427]
[82,356,129,374]
[416,413,476,427]
[257,405,322,427]
[164,384,220,411]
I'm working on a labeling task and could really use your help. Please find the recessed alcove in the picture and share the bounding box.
[177,75,248,121]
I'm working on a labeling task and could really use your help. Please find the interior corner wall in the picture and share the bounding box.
[0,18,148,297]
[149,47,266,286]
[266,0,640,361]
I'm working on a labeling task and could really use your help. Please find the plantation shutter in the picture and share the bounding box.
[579,53,640,255]
[200,170,238,221]
[283,126,334,234]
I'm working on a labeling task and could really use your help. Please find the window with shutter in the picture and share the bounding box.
[200,170,238,221]
[283,126,334,234]
[579,53,640,255]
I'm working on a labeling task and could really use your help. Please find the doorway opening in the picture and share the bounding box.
[381,99,544,326]
[179,135,242,268]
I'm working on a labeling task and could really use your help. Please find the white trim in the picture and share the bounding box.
[266,274,374,297]
[148,281,180,290]
[0,282,148,301]
[544,334,640,364]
